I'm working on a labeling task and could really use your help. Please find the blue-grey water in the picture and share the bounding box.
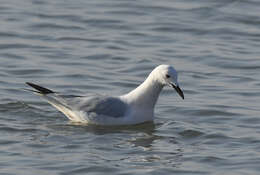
[1,0,260,174]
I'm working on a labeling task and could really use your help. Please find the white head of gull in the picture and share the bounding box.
[26,64,184,125]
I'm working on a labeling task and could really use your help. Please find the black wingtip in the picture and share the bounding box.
[26,82,54,94]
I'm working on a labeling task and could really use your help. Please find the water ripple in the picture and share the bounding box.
[0,0,260,174]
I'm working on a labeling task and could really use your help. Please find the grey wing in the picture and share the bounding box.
[67,96,128,118]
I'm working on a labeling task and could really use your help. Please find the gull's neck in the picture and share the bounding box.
[122,71,163,109]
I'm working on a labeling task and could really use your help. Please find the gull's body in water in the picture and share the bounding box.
[26,65,184,125]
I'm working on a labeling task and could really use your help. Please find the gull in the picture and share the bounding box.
[26,65,184,125]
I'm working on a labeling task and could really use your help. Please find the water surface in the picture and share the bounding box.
[1,0,260,174]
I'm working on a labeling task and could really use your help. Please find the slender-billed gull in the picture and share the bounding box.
[26,65,184,125]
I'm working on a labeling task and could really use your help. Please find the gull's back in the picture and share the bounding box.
[65,95,128,118]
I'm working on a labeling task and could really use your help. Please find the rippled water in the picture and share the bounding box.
[1,0,260,174]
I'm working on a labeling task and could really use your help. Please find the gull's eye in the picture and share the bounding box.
[166,74,170,78]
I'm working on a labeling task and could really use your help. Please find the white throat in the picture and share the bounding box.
[121,70,164,109]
